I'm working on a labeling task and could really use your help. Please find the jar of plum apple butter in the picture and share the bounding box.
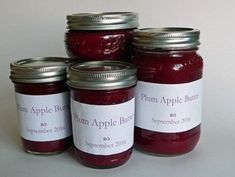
[131,28,203,155]
[65,12,138,61]
[10,57,72,154]
[67,61,137,168]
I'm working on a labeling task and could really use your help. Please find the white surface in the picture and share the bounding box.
[135,80,202,133]
[71,98,134,155]
[1,0,235,177]
[15,92,71,141]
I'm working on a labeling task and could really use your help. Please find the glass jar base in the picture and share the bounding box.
[134,126,200,155]
[21,136,72,155]
[74,147,133,168]
[134,144,197,157]
[25,149,65,155]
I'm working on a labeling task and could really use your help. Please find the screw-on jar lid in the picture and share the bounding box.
[132,27,200,49]
[66,12,138,30]
[10,57,70,83]
[67,61,137,90]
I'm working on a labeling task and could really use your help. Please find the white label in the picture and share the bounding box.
[71,98,135,155]
[15,92,72,141]
[135,79,202,133]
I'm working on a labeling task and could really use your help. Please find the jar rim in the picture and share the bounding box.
[10,57,70,83]
[66,12,139,30]
[67,60,137,90]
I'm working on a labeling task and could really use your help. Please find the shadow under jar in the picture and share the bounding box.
[131,28,203,155]
[67,61,137,168]
[10,57,72,154]
[65,12,138,61]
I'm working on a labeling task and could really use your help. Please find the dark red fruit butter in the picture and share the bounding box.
[10,57,72,154]
[65,12,138,61]
[131,28,203,155]
[67,61,137,168]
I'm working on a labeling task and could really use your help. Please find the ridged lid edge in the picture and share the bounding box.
[10,57,70,83]
[67,60,137,90]
[132,27,200,49]
[66,12,139,30]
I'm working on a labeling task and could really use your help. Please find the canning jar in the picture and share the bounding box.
[67,61,137,168]
[131,28,203,155]
[10,57,72,154]
[65,12,138,61]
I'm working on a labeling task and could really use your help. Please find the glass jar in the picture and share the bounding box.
[131,28,203,155]
[67,61,137,168]
[65,12,138,61]
[10,57,72,154]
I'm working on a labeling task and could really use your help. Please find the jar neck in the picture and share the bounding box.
[67,28,136,32]
[134,47,198,54]
[13,81,68,95]
[133,47,199,59]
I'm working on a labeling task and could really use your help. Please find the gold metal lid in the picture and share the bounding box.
[10,57,70,83]
[67,12,138,30]
[132,27,200,49]
[67,60,137,90]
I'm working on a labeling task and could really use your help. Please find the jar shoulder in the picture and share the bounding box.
[131,51,203,83]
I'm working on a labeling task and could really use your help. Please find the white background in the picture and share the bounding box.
[0,0,235,177]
